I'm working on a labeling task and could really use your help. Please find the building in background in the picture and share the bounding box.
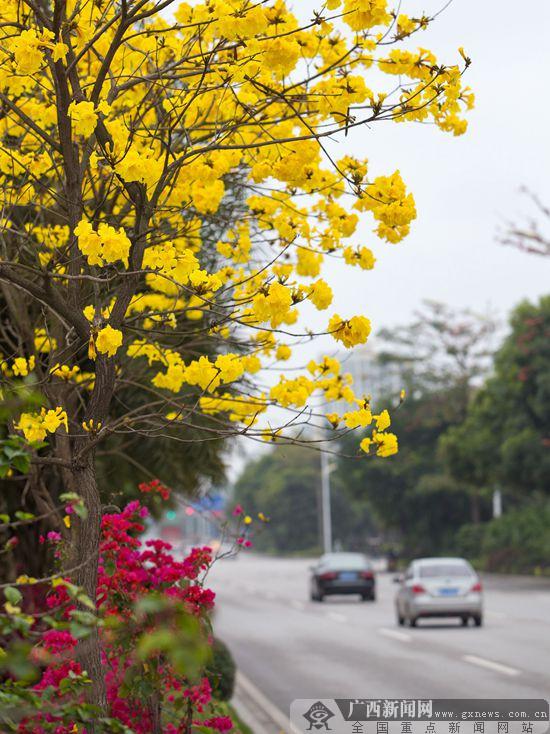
[338,343,404,405]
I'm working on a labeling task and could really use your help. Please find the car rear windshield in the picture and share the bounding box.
[419,563,473,578]
[321,554,369,570]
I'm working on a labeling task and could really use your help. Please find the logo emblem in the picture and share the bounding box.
[303,701,335,730]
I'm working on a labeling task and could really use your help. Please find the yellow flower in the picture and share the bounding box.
[328,314,371,348]
[63,515,71,528]
[375,432,398,457]
[343,407,373,429]
[360,431,398,457]
[343,246,376,271]
[326,413,340,428]
[68,101,99,137]
[309,280,333,310]
[82,419,102,433]
[296,248,322,277]
[35,328,57,353]
[243,515,252,525]
[15,407,67,443]
[75,219,130,267]
[252,282,293,328]
[50,364,81,380]
[374,409,391,431]
[4,602,21,615]
[12,356,35,377]
[276,345,291,361]
[16,575,37,584]
[52,42,69,62]
[9,29,44,76]
[96,326,123,358]
[42,407,68,433]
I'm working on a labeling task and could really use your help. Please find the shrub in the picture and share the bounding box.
[457,500,550,574]
[1,499,236,733]
[207,639,236,702]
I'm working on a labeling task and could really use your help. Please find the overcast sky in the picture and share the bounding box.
[289,0,550,351]
[228,0,550,471]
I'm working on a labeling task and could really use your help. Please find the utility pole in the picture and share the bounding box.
[320,446,332,553]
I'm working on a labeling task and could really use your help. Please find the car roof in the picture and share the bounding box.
[414,557,470,565]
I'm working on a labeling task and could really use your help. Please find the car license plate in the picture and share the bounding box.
[339,572,358,581]
[439,587,458,596]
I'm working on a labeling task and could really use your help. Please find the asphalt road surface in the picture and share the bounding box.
[209,555,550,716]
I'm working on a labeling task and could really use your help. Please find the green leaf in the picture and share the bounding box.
[2,445,21,459]
[73,503,88,520]
[70,610,99,627]
[11,456,30,474]
[103,559,116,578]
[14,512,34,521]
[4,587,22,606]
[75,592,96,611]
[60,492,81,503]
[135,594,167,615]
[69,621,94,640]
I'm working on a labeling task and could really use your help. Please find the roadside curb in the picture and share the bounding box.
[232,671,289,734]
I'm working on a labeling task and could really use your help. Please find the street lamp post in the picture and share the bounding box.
[492,486,503,518]
[320,447,332,554]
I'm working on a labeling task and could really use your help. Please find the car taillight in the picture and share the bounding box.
[320,571,338,580]
[360,571,374,580]
[411,584,426,594]
[471,581,482,592]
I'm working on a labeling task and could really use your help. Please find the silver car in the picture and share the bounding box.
[395,557,483,627]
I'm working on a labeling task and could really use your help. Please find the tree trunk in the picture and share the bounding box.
[69,457,107,723]
[149,685,162,734]
[470,488,481,524]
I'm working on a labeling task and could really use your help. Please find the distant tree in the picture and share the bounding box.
[500,189,550,257]
[233,443,376,555]
[441,295,550,501]
[336,391,479,556]
[377,300,498,417]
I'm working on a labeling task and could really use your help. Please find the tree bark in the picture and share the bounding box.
[69,457,107,723]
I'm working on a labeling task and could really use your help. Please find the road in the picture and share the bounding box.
[209,555,550,719]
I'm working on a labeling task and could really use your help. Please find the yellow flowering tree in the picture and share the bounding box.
[0,0,472,714]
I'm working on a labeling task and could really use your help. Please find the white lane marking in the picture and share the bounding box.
[462,654,520,677]
[236,671,291,733]
[291,600,305,611]
[326,611,347,623]
[379,627,411,643]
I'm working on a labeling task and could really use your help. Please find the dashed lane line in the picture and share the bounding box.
[325,611,348,623]
[462,654,520,677]
[378,627,412,643]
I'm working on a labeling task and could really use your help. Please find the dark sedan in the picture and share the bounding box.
[310,552,376,602]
